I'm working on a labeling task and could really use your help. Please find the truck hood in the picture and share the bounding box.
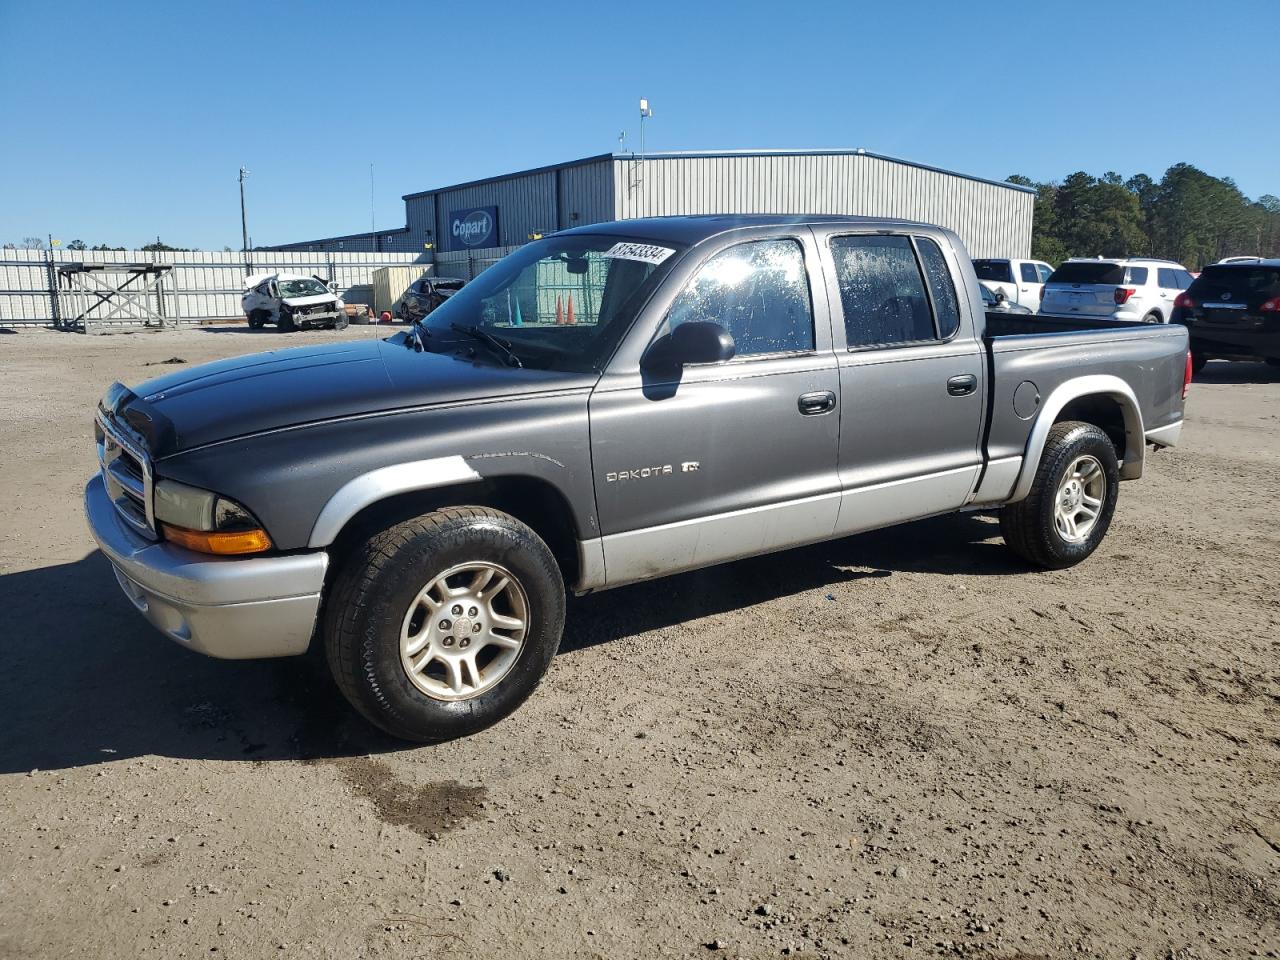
[120,337,591,457]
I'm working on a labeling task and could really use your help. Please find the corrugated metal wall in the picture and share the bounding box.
[434,245,523,281]
[611,154,1032,258]
[0,249,429,326]
[263,231,420,253]
[558,159,614,230]
[432,170,559,249]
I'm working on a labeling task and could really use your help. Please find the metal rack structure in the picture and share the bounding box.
[56,261,177,333]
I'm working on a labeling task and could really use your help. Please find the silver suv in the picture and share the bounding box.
[1039,258,1195,324]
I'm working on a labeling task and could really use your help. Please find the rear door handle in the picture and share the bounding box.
[947,374,977,397]
[797,390,836,416]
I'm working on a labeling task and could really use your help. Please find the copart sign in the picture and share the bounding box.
[448,207,499,250]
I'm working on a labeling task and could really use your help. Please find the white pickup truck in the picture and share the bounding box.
[973,258,1055,312]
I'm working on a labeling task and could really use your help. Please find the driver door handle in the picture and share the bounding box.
[797,390,836,416]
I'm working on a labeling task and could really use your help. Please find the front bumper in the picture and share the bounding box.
[84,476,328,659]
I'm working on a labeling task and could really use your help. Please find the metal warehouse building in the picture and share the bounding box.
[267,149,1033,276]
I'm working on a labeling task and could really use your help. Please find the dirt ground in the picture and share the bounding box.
[0,323,1276,960]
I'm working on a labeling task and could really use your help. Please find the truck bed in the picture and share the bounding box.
[980,311,1189,477]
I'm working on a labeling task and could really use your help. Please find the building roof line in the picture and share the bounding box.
[402,149,1034,200]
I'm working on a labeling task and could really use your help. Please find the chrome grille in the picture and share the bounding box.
[96,412,156,539]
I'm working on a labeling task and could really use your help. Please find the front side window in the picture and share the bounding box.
[832,235,935,347]
[666,239,814,356]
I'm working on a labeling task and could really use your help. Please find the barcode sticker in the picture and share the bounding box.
[602,242,676,265]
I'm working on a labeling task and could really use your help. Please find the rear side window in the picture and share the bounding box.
[973,259,1013,283]
[1126,267,1148,285]
[666,239,813,356]
[1019,263,1039,283]
[1048,262,1126,285]
[831,235,935,347]
[915,237,961,339]
[1037,264,1053,282]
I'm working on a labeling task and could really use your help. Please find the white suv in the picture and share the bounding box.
[1039,258,1195,324]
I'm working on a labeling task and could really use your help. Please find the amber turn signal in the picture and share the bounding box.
[161,523,273,556]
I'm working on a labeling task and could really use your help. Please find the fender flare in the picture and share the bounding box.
[1008,375,1145,503]
[307,456,480,548]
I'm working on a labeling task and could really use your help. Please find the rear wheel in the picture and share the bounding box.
[1265,358,1280,368]
[247,310,266,330]
[1192,352,1209,374]
[323,507,565,742]
[1000,421,1120,569]
[1141,312,1162,324]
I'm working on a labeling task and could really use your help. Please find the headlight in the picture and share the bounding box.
[154,479,273,555]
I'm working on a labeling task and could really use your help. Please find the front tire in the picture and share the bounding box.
[323,507,565,742]
[277,310,296,332]
[1000,421,1120,570]
[332,313,349,331]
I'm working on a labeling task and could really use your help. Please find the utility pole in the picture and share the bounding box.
[370,163,377,252]
[239,166,251,272]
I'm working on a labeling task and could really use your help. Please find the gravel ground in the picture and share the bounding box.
[0,324,1277,960]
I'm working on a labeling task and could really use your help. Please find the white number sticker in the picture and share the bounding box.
[602,242,676,265]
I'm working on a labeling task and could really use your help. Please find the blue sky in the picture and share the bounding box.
[2,0,1276,250]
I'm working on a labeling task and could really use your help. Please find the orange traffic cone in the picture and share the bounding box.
[566,293,575,325]
[555,294,564,325]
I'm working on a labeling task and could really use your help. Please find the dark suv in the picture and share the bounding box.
[1171,260,1280,371]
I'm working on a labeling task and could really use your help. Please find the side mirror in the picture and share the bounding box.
[994,288,1007,303]
[643,321,736,372]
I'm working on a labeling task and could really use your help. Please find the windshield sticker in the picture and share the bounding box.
[602,242,676,265]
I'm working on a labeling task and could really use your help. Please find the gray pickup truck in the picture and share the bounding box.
[85,215,1191,741]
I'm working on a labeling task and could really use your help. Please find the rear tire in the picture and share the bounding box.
[1141,312,1162,324]
[1000,421,1120,570]
[1265,358,1280,368]
[247,310,265,330]
[323,507,565,743]
[1192,352,1209,374]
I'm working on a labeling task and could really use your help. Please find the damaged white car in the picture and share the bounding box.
[241,273,349,332]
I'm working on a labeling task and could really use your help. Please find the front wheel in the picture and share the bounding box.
[332,313,349,331]
[277,311,296,332]
[323,507,565,742]
[1000,421,1120,569]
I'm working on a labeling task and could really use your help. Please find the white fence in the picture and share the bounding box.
[0,248,430,329]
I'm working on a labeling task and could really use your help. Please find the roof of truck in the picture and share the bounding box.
[557,214,936,245]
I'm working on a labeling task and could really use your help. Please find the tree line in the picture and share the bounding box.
[1009,164,1279,269]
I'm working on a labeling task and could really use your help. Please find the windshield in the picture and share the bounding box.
[1047,262,1125,285]
[973,260,1013,283]
[278,278,329,298]
[416,234,684,372]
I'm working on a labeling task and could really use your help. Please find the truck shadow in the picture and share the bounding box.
[563,512,1017,654]
[0,513,1015,773]
[1194,360,1280,384]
